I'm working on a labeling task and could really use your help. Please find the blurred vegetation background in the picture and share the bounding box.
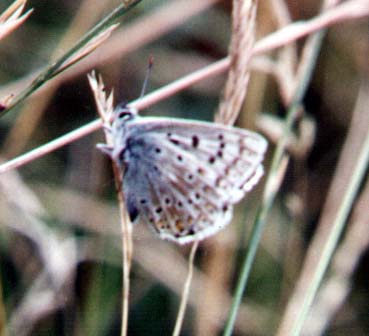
[0,0,368,335]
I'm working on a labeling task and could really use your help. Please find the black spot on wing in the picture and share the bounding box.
[192,135,199,148]
[126,197,139,222]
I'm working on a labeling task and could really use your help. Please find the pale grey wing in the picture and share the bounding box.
[126,118,267,203]
[122,132,233,244]
[123,118,267,244]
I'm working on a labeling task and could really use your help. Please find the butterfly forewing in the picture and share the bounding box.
[118,117,267,244]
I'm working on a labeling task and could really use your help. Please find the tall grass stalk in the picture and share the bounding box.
[289,94,369,336]
[223,30,326,336]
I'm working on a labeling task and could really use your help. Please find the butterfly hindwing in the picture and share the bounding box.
[120,117,267,244]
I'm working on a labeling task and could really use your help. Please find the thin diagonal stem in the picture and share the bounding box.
[113,164,133,336]
[0,58,229,175]
[288,82,369,335]
[1,0,141,117]
[172,241,199,336]
[2,0,365,174]
[292,134,369,336]
[223,29,326,336]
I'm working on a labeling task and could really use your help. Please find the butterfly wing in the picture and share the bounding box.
[120,117,267,244]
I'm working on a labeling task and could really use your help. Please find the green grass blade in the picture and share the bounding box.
[1,0,142,118]
[223,30,326,336]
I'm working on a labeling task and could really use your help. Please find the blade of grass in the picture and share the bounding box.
[290,84,369,336]
[2,0,115,158]
[222,29,326,336]
[0,0,142,117]
[87,71,133,336]
[0,0,32,42]
[302,176,369,335]
[0,58,230,175]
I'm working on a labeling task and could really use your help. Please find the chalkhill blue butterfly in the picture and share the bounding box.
[98,101,267,244]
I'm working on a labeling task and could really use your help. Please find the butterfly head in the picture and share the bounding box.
[111,102,138,131]
[96,102,139,164]
[114,102,137,121]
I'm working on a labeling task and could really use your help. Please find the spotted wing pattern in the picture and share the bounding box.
[119,118,267,244]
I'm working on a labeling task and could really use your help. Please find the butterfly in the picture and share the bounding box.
[98,103,267,244]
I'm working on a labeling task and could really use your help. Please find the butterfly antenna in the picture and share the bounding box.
[139,55,154,99]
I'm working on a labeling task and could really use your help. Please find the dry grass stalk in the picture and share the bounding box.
[1,1,367,335]
[0,59,230,175]
[197,1,257,335]
[266,0,298,105]
[2,1,114,158]
[87,72,114,124]
[0,0,367,102]
[215,0,257,125]
[0,0,220,100]
[263,154,289,202]
[257,114,316,159]
[35,181,269,334]
[254,0,369,56]
[88,71,133,336]
[195,231,237,336]
[0,0,32,41]
[172,241,199,336]
[303,178,369,336]
[0,168,78,335]
[57,24,120,75]
[276,81,369,336]
[1,0,367,174]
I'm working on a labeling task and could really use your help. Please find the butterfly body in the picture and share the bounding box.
[98,105,267,244]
